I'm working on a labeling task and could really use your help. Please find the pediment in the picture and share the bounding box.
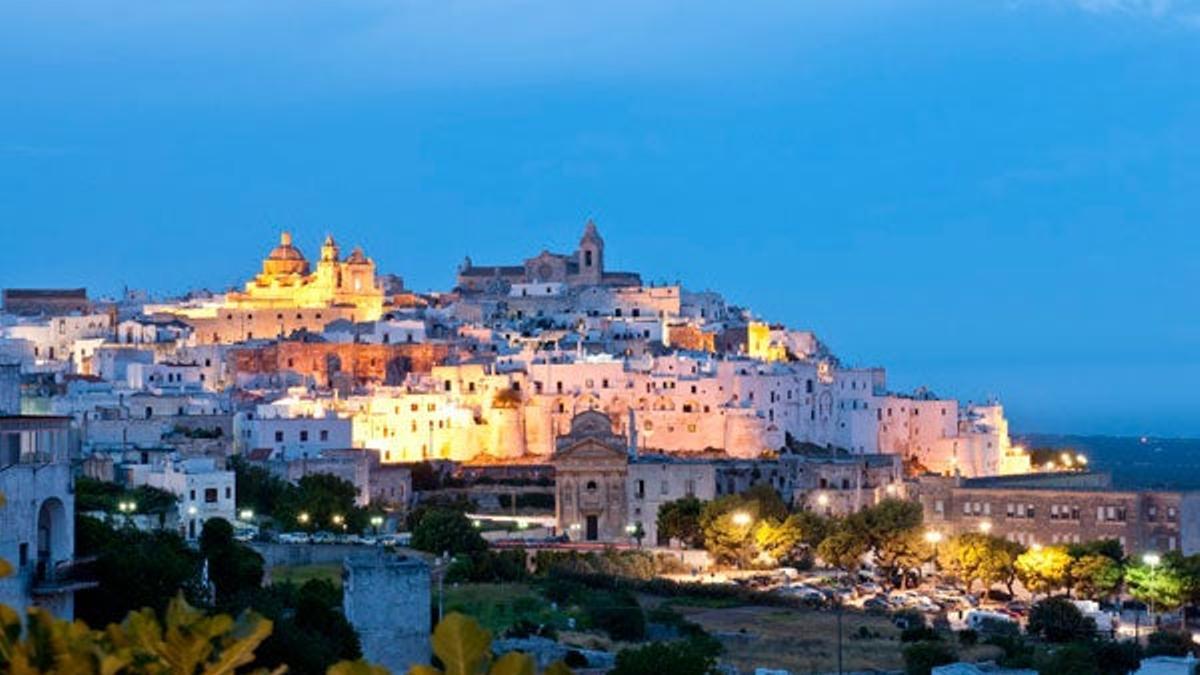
[553,438,628,465]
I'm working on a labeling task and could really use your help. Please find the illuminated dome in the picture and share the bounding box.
[263,232,310,276]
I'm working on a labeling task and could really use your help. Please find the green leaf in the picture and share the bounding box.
[488,652,535,675]
[431,612,492,675]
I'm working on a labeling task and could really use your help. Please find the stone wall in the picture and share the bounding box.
[229,341,449,387]
[343,554,431,673]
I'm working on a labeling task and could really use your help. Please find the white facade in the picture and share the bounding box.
[133,457,236,540]
[235,406,353,459]
[0,416,77,618]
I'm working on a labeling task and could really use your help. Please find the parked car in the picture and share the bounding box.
[278,532,310,544]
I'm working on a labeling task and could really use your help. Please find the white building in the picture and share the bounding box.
[131,457,236,540]
[0,416,81,618]
[234,404,353,460]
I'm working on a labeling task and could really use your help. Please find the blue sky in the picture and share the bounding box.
[2,1,1198,436]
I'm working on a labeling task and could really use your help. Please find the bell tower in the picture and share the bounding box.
[577,219,604,285]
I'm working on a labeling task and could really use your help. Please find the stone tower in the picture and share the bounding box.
[577,219,604,285]
[343,554,431,672]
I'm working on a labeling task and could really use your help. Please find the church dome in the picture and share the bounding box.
[263,232,310,276]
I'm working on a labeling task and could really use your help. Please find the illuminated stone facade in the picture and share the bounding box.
[228,340,449,388]
[228,233,385,319]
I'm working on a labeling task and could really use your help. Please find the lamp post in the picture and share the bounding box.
[924,530,943,575]
[978,521,992,535]
[1143,552,1161,630]
[370,515,384,535]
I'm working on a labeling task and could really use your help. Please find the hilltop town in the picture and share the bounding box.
[2,224,1196,674]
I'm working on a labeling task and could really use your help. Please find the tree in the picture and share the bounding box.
[1126,554,1188,613]
[980,537,1024,596]
[200,518,265,606]
[791,510,833,549]
[936,533,993,590]
[874,530,932,589]
[253,579,364,675]
[753,515,805,565]
[1070,554,1123,601]
[902,641,956,675]
[817,530,868,574]
[698,489,780,568]
[611,638,720,675]
[657,496,705,548]
[411,508,487,555]
[845,499,924,587]
[74,515,204,626]
[1026,597,1096,643]
[1015,546,1072,597]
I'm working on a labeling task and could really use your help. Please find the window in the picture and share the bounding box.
[225,487,232,499]
[660,481,669,495]
[586,481,598,492]
[204,488,218,503]
[320,430,329,442]
[300,430,309,442]
[274,431,284,443]
[19,542,28,567]
[636,480,645,498]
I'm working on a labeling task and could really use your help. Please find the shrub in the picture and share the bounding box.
[564,649,589,668]
[1027,597,1097,643]
[901,625,941,643]
[957,629,978,646]
[1146,630,1193,657]
[902,641,957,675]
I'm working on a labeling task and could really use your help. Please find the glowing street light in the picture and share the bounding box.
[239,509,255,521]
[978,521,993,534]
[817,493,830,507]
[924,530,943,545]
[1076,454,1088,466]
[297,512,310,525]
[1143,552,1161,567]
[732,511,753,527]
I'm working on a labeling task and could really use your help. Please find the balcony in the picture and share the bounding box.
[31,557,99,596]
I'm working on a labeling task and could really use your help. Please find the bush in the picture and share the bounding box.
[1027,597,1097,643]
[611,638,720,675]
[1093,640,1145,675]
[902,641,957,675]
[957,629,978,646]
[1146,630,1193,657]
[587,590,645,641]
[564,650,589,668]
[985,634,1035,669]
[901,625,941,643]
[410,508,486,555]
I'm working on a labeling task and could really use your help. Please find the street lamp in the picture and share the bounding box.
[1143,552,1162,628]
[978,521,992,534]
[297,511,310,526]
[370,515,384,534]
[732,511,753,527]
[924,530,943,574]
[239,509,254,521]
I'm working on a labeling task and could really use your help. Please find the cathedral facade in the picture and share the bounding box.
[455,220,642,293]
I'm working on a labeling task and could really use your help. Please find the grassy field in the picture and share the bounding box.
[442,583,578,634]
[269,563,342,587]
[667,601,907,673]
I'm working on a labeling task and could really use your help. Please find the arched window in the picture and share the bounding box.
[586,481,598,491]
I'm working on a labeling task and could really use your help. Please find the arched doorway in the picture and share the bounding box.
[37,497,68,580]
